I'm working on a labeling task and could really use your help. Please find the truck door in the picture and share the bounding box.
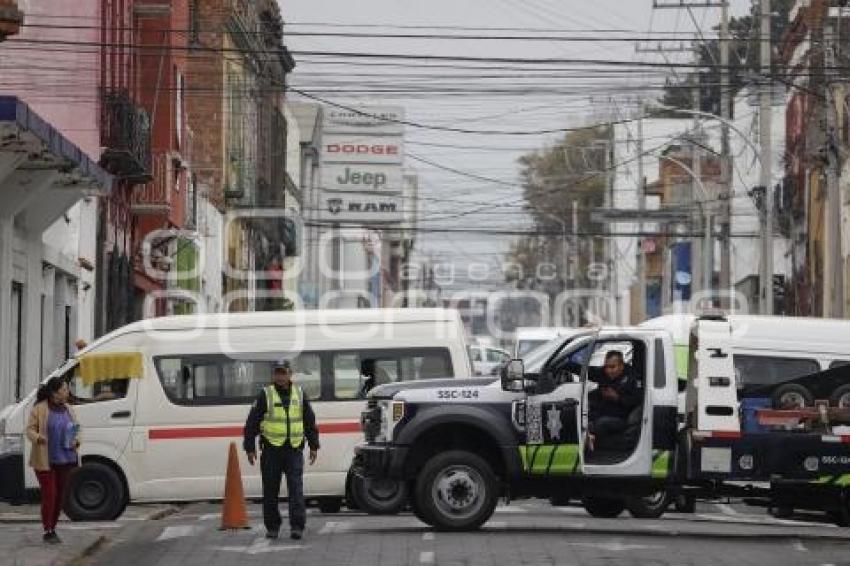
[519,336,595,478]
[578,335,655,477]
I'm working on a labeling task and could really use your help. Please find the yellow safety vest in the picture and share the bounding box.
[260,384,305,448]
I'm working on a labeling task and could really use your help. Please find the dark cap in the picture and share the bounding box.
[272,359,291,371]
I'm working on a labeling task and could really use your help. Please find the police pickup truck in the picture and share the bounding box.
[354,316,850,531]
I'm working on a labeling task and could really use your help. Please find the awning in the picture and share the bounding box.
[0,96,114,232]
[76,352,144,385]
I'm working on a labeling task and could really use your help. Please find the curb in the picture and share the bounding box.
[66,535,108,566]
[147,505,182,521]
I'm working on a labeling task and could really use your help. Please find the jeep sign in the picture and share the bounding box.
[324,164,403,193]
[321,135,404,165]
[318,191,404,224]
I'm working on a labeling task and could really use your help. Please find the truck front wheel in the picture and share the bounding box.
[583,495,625,518]
[414,450,498,531]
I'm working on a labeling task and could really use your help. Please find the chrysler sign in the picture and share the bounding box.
[324,164,402,193]
[318,191,404,224]
[321,135,404,165]
[323,106,405,136]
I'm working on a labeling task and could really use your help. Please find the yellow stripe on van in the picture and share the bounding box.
[548,444,580,475]
[652,450,671,479]
[77,352,143,385]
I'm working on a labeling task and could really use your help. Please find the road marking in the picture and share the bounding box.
[555,506,587,515]
[715,503,740,516]
[420,551,435,564]
[495,505,527,514]
[792,539,808,552]
[60,523,123,531]
[569,542,662,552]
[422,532,434,541]
[156,525,202,541]
[215,537,306,555]
[483,521,507,529]
[318,521,351,535]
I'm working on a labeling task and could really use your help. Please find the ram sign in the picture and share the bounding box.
[323,106,405,136]
[323,163,403,193]
[321,135,404,165]
[318,191,404,224]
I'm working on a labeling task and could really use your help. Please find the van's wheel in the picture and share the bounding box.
[830,385,850,408]
[674,494,696,514]
[414,450,498,532]
[583,496,625,519]
[772,384,813,409]
[318,498,342,514]
[625,490,671,519]
[350,475,406,515]
[64,462,126,521]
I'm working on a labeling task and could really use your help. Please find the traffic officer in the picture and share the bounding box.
[244,359,319,540]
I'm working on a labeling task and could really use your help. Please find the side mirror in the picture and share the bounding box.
[501,359,526,392]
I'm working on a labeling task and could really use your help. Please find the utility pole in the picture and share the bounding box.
[759,0,774,315]
[824,20,844,318]
[636,110,647,322]
[651,0,732,307]
[718,0,732,304]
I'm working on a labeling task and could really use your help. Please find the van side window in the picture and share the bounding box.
[66,361,130,404]
[334,348,454,400]
[830,360,850,369]
[733,355,819,386]
[155,354,321,405]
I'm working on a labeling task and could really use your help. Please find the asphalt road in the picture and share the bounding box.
[80,500,850,566]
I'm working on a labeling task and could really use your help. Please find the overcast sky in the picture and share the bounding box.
[280,0,755,289]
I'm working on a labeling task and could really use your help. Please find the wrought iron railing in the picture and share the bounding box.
[100,89,152,181]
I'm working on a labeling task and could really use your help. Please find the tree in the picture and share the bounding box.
[659,0,794,116]
[506,126,611,296]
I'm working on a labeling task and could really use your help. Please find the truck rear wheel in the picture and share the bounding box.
[350,475,406,515]
[414,450,498,531]
[625,490,671,519]
[583,495,625,519]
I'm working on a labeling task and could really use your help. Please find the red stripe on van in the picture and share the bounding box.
[148,422,361,440]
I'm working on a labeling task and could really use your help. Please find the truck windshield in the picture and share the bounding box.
[523,335,584,374]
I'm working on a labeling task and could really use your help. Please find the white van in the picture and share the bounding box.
[641,314,850,408]
[0,309,472,520]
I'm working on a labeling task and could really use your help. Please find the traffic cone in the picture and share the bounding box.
[220,442,249,530]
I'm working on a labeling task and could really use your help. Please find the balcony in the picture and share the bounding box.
[0,1,23,40]
[132,152,185,227]
[100,89,152,182]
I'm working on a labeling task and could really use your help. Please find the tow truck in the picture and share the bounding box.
[354,315,850,531]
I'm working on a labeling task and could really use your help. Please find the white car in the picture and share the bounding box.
[468,345,511,376]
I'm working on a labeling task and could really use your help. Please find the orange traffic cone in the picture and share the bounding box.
[220,442,249,530]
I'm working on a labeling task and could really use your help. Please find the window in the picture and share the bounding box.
[333,348,453,400]
[468,347,482,362]
[830,360,850,369]
[155,353,321,406]
[486,349,507,363]
[11,282,23,401]
[733,355,819,387]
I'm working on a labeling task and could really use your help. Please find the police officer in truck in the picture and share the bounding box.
[244,359,320,541]
[586,350,642,450]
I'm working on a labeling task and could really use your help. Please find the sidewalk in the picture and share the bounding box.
[0,504,177,566]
